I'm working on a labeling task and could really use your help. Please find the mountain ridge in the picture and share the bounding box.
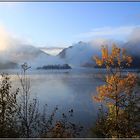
[0,39,140,69]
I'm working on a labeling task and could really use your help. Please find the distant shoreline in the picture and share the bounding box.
[36,64,72,70]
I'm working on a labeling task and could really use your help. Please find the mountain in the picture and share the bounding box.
[40,47,64,56]
[0,61,18,69]
[0,33,140,69]
[58,39,140,68]
[0,43,65,69]
[0,26,140,69]
[58,41,98,67]
[123,40,140,68]
[58,40,122,67]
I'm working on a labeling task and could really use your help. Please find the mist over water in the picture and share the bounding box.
[0,68,104,137]
[0,59,139,137]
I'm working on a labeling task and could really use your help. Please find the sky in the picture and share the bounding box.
[0,2,140,48]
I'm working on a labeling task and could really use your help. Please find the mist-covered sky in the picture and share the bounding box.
[0,2,140,48]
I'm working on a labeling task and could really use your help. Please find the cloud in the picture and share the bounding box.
[89,38,114,47]
[0,25,22,51]
[128,27,140,42]
[75,25,140,40]
[0,24,32,51]
[0,25,13,51]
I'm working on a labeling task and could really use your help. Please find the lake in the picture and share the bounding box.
[0,68,107,137]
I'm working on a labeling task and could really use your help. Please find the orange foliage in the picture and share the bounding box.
[94,44,133,69]
[93,44,139,138]
[93,44,137,104]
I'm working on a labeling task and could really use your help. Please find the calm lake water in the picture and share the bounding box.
[0,68,107,137]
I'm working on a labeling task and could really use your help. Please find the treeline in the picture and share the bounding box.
[37,64,72,70]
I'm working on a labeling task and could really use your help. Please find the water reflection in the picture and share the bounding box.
[0,68,104,137]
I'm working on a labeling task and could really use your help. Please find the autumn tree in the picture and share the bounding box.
[43,109,83,138]
[93,44,139,138]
